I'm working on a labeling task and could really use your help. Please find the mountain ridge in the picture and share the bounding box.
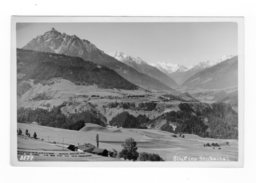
[23,28,174,91]
[17,49,138,90]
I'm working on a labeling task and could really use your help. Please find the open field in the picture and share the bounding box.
[18,123,238,161]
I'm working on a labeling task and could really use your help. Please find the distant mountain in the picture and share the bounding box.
[152,61,214,85]
[22,28,173,91]
[151,62,188,74]
[17,49,138,90]
[169,61,212,84]
[156,56,235,85]
[182,56,238,89]
[113,51,178,88]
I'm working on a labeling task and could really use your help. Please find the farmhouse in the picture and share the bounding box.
[92,148,109,157]
[67,145,78,151]
[77,143,95,153]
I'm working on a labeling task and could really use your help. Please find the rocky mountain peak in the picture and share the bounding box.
[23,28,100,56]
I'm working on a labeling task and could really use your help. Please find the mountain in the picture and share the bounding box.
[151,62,188,74]
[17,49,138,90]
[182,56,238,89]
[169,61,213,85]
[155,55,235,85]
[152,61,213,85]
[113,51,178,88]
[22,28,173,91]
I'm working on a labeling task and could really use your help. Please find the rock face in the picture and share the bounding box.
[182,56,238,89]
[23,28,174,91]
[23,28,101,60]
[113,51,178,88]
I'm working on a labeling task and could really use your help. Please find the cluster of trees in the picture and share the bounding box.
[119,138,164,161]
[119,138,139,161]
[159,102,238,139]
[17,106,106,130]
[137,102,157,111]
[138,152,164,161]
[107,102,136,109]
[204,142,220,147]
[109,112,149,129]
[109,102,237,139]
[160,122,174,133]
[17,128,37,139]
[108,102,157,111]
[175,116,208,137]
[107,102,119,108]
[120,102,136,109]
[160,106,208,137]
[17,101,237,139]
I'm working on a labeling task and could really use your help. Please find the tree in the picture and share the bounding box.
[17,128,22,135]
[139,152,164,161]
[160,122,174,133]
[33,132,37,139]
[25,129,29,136]
[112,149,118,158]
[96,134,99,148]
[119,138,139,161]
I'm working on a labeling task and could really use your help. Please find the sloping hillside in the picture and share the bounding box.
[17,49,138,90]
[149,102,238,139]
[182,56,238,89]
[23,28,173,91]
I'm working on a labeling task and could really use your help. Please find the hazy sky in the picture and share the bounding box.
[16,22,237,67]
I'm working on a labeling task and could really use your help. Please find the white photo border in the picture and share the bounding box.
[10,16,244,167]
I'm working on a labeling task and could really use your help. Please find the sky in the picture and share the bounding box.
[16,22,237,67]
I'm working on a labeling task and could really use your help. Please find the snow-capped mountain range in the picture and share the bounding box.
[113,51,178,88]
[151,54,235,75]
[113,51,234,74]
[151,62,189,74]
[113,50,234,76]
[113,50,235,85]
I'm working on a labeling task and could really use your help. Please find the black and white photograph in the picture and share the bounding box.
[11,17,243,165]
